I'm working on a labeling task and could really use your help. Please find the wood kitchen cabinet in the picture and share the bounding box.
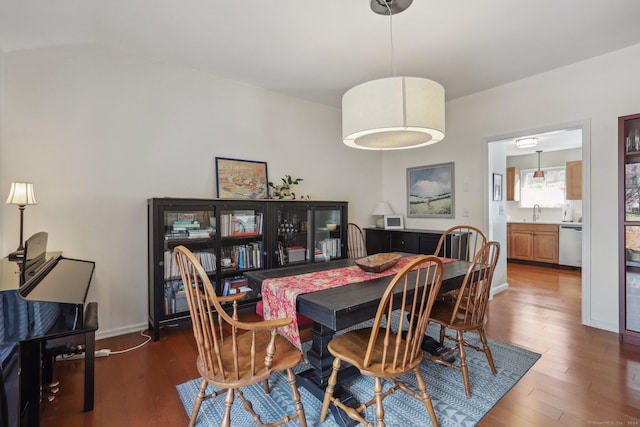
[508,223,558,264]
[566,160,582,200]
[506,167,520,201]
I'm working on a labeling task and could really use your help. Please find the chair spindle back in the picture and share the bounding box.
[174,245,272,382]
[347,222,367,259]
[364,255,443,372]
[448,241,500,327]
[435,225,487,262]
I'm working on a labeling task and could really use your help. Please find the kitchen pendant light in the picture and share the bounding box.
[342,0,445,150]
[534,150,546,179]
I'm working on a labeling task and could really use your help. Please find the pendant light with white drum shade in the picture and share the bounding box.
[342,0,445,150]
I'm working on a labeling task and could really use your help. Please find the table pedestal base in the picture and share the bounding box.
[296,322,359,427]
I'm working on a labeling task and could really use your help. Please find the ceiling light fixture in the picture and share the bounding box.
[534,150,546,179]
[342,0,445,150]
[516,137,538,148]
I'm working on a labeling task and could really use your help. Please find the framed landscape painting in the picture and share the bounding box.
[215,157,269,199]
[407,162,455,218]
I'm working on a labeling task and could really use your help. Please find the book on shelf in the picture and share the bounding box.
[172,220,201,231]
[222,280,230,297]
[220,211,264,237]
[223,276,251,296]
[165,228,213,240]
[164,280,187,314]
[228,285,252,295]
[173,290,188,313]
[187,227,213,238]
[233,211,258,236]
[317,237,341,259]
[228,276,249,288]
[165,230,188,240]
[221,241,263,270]
[164,249,216,279]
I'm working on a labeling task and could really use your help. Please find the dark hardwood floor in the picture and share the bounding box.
[42,262,640,426]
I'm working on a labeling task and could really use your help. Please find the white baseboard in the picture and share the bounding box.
[585,318,618,333]
[490,281,509,300]
[96,322,148,341]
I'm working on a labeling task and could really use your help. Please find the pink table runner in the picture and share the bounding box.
[261,255,430,349]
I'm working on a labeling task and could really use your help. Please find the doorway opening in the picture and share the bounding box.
[486,120,591,326]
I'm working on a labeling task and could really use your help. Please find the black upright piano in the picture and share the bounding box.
[0,232,97,426]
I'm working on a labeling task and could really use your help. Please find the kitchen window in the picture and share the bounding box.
[520,166,566,208]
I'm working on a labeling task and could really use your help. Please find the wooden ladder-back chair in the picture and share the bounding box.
[433,225,488,303]
[434,225,487,261]
[347,222,367,259]
[173,246,307,427]
[426,241,501,397]
[320,255,444,427]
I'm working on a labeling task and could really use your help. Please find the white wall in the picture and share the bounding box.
[4,41,640,337]
[0,52,3,240]
[382,42,640,332]
[487,141,507,293]
[0,44,382,338]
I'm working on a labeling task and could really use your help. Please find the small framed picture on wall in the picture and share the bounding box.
[493,173,503,201]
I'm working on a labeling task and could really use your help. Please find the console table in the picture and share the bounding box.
[364,227,448,255]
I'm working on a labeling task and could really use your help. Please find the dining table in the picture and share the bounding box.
[244,253,471,426]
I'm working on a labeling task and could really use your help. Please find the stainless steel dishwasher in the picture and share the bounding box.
[559,224,582,267]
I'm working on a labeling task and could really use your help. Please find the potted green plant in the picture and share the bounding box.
[268,175,308,199]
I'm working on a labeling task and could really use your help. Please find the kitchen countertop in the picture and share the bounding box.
[508,220,582,225]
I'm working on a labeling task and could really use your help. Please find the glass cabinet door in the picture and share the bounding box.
[274,204,311,267]
[625,226,640,333]
[218,206,264,298]
[621,114,640,340]
[314,206,345,261]
[162,208,216,316]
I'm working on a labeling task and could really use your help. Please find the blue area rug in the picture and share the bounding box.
[177,315,540,426]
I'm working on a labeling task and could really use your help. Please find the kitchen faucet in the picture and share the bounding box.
[533,204,542,222]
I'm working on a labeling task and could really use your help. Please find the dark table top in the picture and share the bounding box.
[245,255,470,331]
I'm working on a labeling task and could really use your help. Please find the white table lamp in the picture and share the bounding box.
[5,182,37,260]
[372,201,394,228]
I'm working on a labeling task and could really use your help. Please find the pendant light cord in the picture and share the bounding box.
[384,1,396,77]
[537,151,542,169]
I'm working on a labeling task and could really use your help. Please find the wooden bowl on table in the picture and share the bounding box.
[356,253,401,273]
